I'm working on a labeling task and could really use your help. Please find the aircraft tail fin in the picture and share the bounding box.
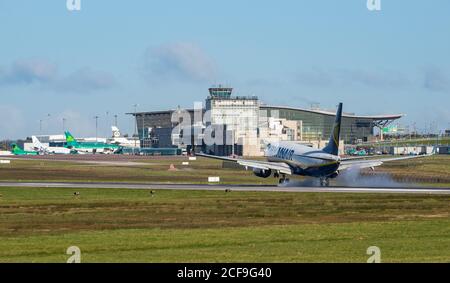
[32,136,45,150]
[112,126,121,138]
[322,103,343,156]
[65,131,78,146]
[432,145,438,155]
[11,143,20,154]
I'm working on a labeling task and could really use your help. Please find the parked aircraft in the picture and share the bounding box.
[11,144,38,156]
[32,136,75,155]
[64,131,120,154]
[110,126,140,148]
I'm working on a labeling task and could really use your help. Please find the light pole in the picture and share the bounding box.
[114,115,118,127]
[142,114,145,145]
[106,111,109,137]
[62,118,66,133]
[133,104,138,137]
[133,104,138,151]
[94,116,99,142]
[40,114,51,135]
[47,114,51,134]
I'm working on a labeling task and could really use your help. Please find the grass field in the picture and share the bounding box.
[0,157,276,185]
[0,155,449,262]
[374,155,450,184]
[1,155,449,186]
[0,187,449,262]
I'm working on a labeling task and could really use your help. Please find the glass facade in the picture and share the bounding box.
[131,105,401,148]
[261,106,382,144]
[134,110,198,140]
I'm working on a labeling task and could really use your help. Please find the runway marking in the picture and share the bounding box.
[0,182,449,195]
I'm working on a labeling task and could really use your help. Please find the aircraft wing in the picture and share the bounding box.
[196,153,293,175]
[339,154,433,171]
[340,155,384,161]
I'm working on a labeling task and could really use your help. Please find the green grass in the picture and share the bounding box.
[0,187,449,262]
[1,156,449,262]
[1,155,449,186]
[373,155,450,183]
[1,220,449,263]
[0,158,277,185]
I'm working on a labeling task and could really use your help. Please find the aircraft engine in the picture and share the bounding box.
[253,168,272,178]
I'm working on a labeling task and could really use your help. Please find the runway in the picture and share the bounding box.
[0,182,449,194]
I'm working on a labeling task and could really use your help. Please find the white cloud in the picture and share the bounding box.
[0,58,58,84]
[0,59,116,94]
[52,67,117,93]
[142,42,217,83]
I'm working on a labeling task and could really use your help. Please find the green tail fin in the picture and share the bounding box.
[11,143,21,153]
[65,131,78,145]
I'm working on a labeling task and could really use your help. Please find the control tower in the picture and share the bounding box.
[205,85,260,156]
[208,85,233,99]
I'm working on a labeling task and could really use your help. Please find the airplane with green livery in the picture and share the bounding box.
[11,144,39,156]
[64,131,121,154]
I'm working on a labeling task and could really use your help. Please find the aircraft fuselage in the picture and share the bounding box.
[265,141,340,178]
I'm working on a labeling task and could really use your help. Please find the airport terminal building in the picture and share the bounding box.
[260,105,403,144]
[130,86,403,156]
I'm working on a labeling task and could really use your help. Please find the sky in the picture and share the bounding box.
[0,0,449,139]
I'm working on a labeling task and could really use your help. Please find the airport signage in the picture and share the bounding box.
[208,177,220,183]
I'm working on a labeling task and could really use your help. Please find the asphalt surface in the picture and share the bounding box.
[0,182,449,194]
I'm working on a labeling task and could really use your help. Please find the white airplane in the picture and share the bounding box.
[110,126,139,148]
[32,136,74,155]
[198,103,435,186]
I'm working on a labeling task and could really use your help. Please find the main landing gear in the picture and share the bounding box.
[278,174,290,185]
[319,177,330,187]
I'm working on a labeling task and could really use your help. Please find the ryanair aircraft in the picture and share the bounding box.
[198,103,434,186]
